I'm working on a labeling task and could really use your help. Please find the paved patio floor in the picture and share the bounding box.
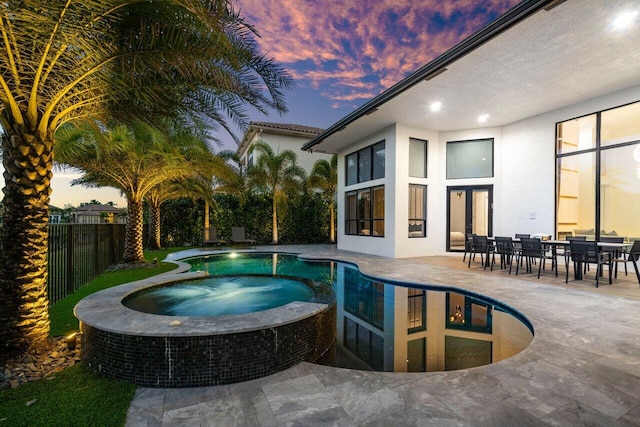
[125,245,640,426]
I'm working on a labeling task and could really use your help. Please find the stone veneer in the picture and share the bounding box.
[75,265,336,388]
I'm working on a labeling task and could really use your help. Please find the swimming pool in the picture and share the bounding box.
[76,252,533,386]
[183,252,533,373]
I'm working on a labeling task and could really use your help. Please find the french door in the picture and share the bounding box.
[447,185,493,252]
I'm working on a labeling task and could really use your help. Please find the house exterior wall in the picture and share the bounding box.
[335,83,640,258]
[337,125,396,257]
[239,132,333,174]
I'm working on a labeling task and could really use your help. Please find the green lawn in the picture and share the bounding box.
[0,247,192,427]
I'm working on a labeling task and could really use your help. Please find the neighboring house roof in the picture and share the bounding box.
[303,0,640,152]
[237,121,325,157]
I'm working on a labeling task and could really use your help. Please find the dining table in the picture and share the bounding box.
[541,239,633,280]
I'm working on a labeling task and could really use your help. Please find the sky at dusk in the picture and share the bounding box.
[50,0,521,207]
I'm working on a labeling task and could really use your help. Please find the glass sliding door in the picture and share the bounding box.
[447,186,493,251]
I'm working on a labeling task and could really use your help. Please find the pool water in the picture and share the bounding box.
[123,275,314,316]
[130,252,534,373]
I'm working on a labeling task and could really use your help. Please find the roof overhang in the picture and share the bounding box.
[303,0,640,153]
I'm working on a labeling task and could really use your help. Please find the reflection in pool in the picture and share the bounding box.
[180,252,534,372]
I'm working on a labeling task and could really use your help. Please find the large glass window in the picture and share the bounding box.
[556,152,596,239]
[446,138,493,179]
[345,141,385,185]
[346,153,357,186]
[556,114,596,155]
[556,101,640,241]
[409,138,427,177]
[345,186,385,237]
[345,192,357,235]
[601,144,640,240]
[601,102,640,147]
[409,185,426,238]
[373,141,385,180]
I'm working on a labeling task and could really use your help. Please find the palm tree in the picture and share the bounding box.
[56,121,221,263]
[247,141,306,244]
[0,1,292,359]
[215,150,251,207]
[308,155,338,243]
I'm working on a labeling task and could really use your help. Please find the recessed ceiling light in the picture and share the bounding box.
[430,101,442,112]
[478,114,490,123]
[612,10,638,30]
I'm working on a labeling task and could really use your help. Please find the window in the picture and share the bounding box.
[409,138,427,177]
[556,101,640,241]
[343,318,384,371]
[247,151,254,168]
[344,266,384,330]
[407,338,426,372]
[409,185,426,238]
[446,292,492,334]
[372,141,385,180]
[345,186,385,237]
[345,141,385,185]
[446,138,494,179]
[407,288,426,333]
[346,153,357,185]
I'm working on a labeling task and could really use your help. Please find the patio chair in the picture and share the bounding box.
[490,236,517,273]
[231,227,257,248]
[599,236,626,278]
[565,240,611,288]
[468,235,493,269]
[627,240,640,285]
[203,227,226,247]
[462,233,475,262]
[516,237,556,278]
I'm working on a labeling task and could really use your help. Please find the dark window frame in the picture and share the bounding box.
[345,185,385,237]
[409,137,428,178]
[407,288,426,333]
[409,184,427,238]
[345,140,386,186]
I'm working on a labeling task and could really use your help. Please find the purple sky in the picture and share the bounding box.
[51,0,522,206]
[213,0,521,150]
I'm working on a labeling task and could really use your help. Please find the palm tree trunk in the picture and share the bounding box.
[272,196,278,244]
[148,202,161,250]
[123,198,145,263]
[0,128,52,362]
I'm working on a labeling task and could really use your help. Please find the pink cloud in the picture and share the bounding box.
[237,0,520,108]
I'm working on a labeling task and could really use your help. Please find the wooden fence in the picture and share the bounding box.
[47,223,126,305]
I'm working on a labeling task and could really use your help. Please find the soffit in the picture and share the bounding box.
[311,0,640,153]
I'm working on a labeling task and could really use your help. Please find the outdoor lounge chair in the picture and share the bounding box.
[231,227,257,248]
[203,227,226,247]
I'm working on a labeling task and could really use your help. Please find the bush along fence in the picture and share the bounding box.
[47,223,125,305]
[157,193,332,247]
